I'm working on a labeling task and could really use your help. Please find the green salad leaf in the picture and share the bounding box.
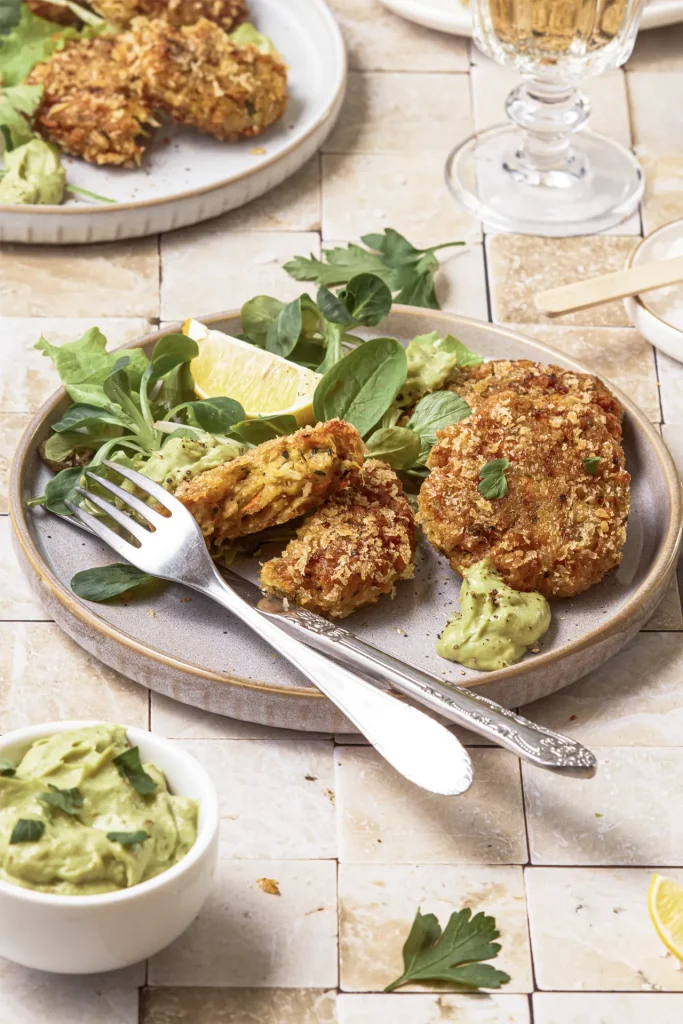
[385,907,510,993]
[71,564,156,602]
[266,296,303,358]
[0,0,21,36]
[37,465,83,514]
[0,758,16,777]
[285,243,392,289]
[241,295,285,346]
[38,784,83,817]
[231,415,298,445]
[36,327,148,393]
[478,459,510,500]
[180,397,245,435]
[0,7,110,88]
[113,747,158,796]
[107,830,150,845]
[229,21,278,55]
[407,390,471,463]
[10,819,45,844]
[313,336,407,437]
[365,426,421,470]
[338,272,393,326]
[0,82,42,150]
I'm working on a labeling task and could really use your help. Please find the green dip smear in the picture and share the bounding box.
[139,433,243,492]
[0,138,66,205]
[437,559,551,671]
[0,725,198,895]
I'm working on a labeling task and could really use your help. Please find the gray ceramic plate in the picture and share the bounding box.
[10,309,683,733]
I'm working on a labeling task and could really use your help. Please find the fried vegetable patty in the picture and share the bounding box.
[419,391,630,598]
[89,0,248,29]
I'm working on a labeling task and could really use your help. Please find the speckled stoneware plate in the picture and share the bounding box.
[377,0,683,36]
[10,310,683,733]
[0,0,346,245]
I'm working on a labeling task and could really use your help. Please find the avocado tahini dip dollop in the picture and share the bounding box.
[0,725,198,895]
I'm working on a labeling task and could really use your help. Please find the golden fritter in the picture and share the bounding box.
[260,460,416,619]
[26,37,156,167]
[450,359,623,438]
[89,0,247,29]
[25,1,80,24]
[419,391,630,599]
[175,420,364,551]
[113,16,287,142]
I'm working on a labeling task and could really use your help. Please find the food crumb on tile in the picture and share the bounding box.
[256,877,280,896]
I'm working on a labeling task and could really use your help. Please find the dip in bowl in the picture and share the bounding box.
[0,721,219,974]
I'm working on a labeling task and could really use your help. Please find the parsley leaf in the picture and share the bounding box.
[284,244,392,289]
[113,747,158,796]
[584,456,601,476]
[385,907,511,993]
[10,819,45,844]
[478,459,510,500]
[38,784,84,816]
[0,758,16,777]
[106,830,150,845]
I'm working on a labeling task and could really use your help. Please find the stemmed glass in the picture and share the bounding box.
[446,0,646,236]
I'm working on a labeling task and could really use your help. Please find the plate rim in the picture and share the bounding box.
[0,0,347,219]
[9,307,683,701]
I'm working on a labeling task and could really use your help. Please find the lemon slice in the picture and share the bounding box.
[182,321,321,426]
[649,875,683,960]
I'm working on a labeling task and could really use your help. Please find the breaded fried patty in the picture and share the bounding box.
[89,0,247,29]
[26,37,156,166]
[175,420,364,550]
[419,391,630,598]
[450,359,623,438]
[260,460,416,619]
[113,16,287,141]
[25,1,80,24]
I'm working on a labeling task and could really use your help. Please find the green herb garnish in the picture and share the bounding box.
[106,830,150,846]
[478,459,510,500]
[584,456,601,476]
[9,818,45,844]
[0,758,16,777]
[71,564,155,603]
[38,784,84,817]
[113,747,158,796]
[384,907,510,993]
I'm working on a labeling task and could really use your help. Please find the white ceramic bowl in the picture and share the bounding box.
[624,218,683,366]
[0,721,219,974]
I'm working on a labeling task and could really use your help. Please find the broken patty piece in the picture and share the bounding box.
[89,0,248,30]
[26,37,156,167]
[113,15,287,142]
[260,460,416,619]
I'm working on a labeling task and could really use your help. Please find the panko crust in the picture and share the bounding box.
[26,37,156,167]
[175,420,364,550]
[419,391,630,599]
[260,460,416,619]
[450,359,623,438]
[89,0,248,29]
[113,16,287,142]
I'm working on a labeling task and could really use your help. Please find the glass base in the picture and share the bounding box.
[445,125,644,237]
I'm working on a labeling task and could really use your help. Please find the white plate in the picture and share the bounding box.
[377,0,683,36]
[624,218,683,366]
[0,0,346,245]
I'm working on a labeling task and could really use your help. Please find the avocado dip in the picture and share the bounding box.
[437,559,551,671]
[0,725,198,896]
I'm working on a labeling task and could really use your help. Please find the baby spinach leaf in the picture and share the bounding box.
[41,465,83,515]
[313,336,407,437]
[106,830,150,846]
[71,564,155,602]
[407,390,471,463]
[338,273,392,326]
[38,784,83,817]
[478,459,510,500]
[9,819,45,844]
[317,321,347,374]
[113,747,158,795]
[51,402,133,434]
[230,415,298,445]
[316,285,357,327]
[288,337,326,370]
[0,758,16,777]
[42,431,101,467]
[0,0,21,36]
[148,334,198,381]
[266,297,303,358]
[181,397,246,435]
[584,456,601,476]
[365,427,421,470]
[241,295,285,346]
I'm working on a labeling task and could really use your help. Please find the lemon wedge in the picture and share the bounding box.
[182,321,321,426]
[649,875,683,960]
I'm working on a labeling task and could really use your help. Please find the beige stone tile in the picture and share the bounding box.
[149,853,338,987]
[0,622,148,731]
[640,155,683,235]
[436,244,490,321]
[324,72,472,157]
[141,987,338,1024]
[472,61,632,148]
[642,572,683,631]
[160,231,320,321]
[151,691,330,740]
[510,324,660,422]
[337,993,531,1023]
[629,73,683,155]
[0,317,151,414]
[524,632,683,746]
[526,867,683,991]
[322,154,481,248]
[628,25,683,71]
[174,738,336,858]
[524,747,683,865]
[0,517,50,621]
[533,992,683,1023]
[339,864,533,992]
[324,0,469,71]
[658,353,683,424]
[0,414,32,514]
[0,958,142,1024]
[206,158,321,233]
[662,425,683,482]
[336,747,527,864]
[487,235,636,326]
[0,240,159,317]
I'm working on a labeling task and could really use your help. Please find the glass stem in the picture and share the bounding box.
[504,77,591,186]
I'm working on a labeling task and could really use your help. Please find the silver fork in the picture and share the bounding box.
[65,459,474,797]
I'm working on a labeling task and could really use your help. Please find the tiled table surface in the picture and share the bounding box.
[1,7,683,1022]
